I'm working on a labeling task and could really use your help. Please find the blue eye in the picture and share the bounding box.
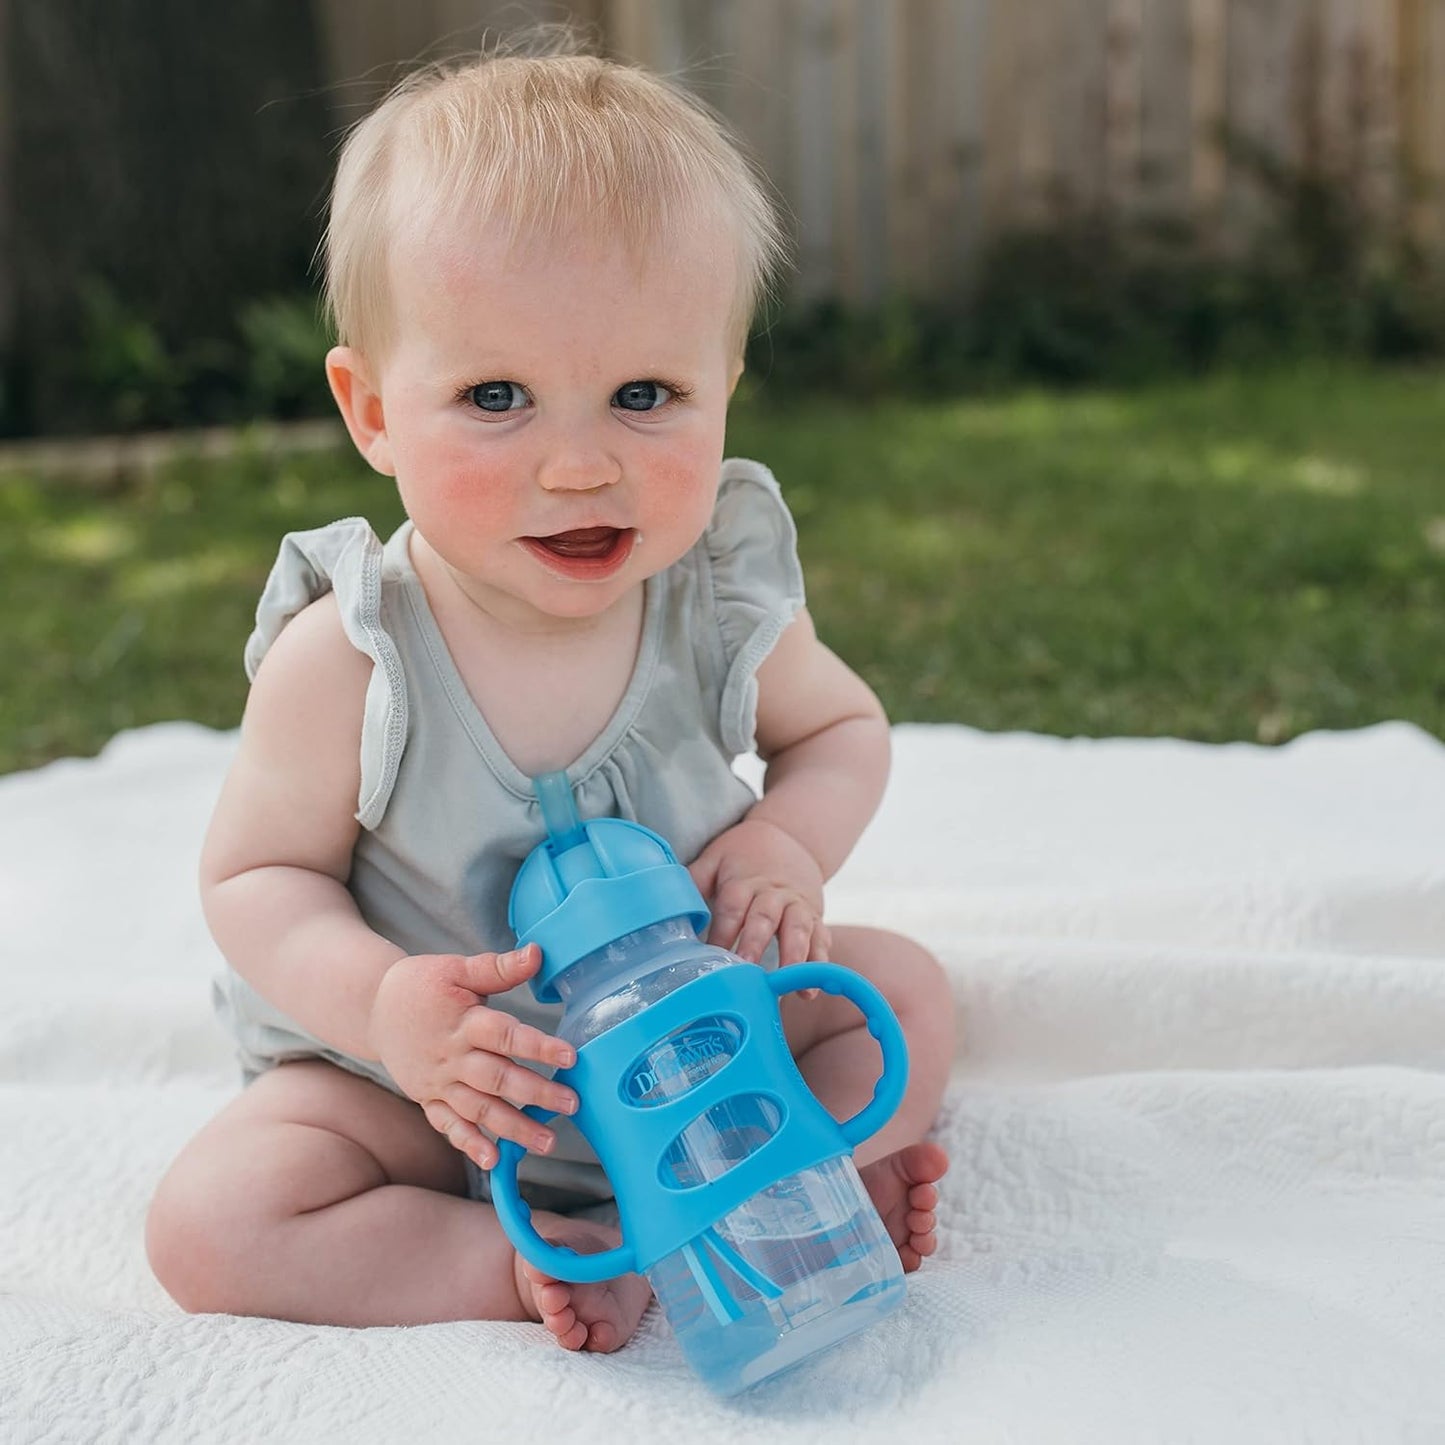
[469,381,528,412]
[613,380,673,412]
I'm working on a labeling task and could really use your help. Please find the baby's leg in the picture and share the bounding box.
[781,925,955,1269]
[146,1059,646,1344]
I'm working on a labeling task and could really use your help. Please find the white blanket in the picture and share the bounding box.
[2,721,1443,1444]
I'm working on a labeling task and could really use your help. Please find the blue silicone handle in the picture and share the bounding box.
[490,1114,638,1283]
[769,962,910,1146]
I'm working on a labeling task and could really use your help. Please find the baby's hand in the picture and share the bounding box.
[367,944,579,1171]
[688,818,830,969]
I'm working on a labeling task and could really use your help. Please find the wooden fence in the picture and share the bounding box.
[314,0,1445,305]
[3,0,1443,431]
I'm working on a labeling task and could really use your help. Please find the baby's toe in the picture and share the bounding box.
[533,1279,572,1315]
[907,1208,935,1235]
[544,1304,587,1350]
[908,1181,940,1213]
[912,1141,950,1183]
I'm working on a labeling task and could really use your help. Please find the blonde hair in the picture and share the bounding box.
[324,35,791,363]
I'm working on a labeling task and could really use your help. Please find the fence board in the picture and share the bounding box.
[1018,4,1058,225]
[1051,0,1112,217]
[1353,0,1402,228]
[1190,0,1230,229]
[1224,0,1306,251]
[1105,0,1146,217]
[733,0,796,198]
[0,0,12,354]
[928,0,990,291]
[1139,0,1196,220]
[1425,0,1445,245]
[979,0,1020,232]
[790,0,841,300]
[852,0,896,304]
[981,2,1053,229]
[829,0,859,303]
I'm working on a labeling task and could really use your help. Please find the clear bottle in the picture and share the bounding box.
[548,923,906,1394]
[493,778,908,1396]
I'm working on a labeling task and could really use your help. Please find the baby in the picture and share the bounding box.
[147,39,954,1355]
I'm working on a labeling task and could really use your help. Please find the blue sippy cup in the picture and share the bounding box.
[489,772,910,1396]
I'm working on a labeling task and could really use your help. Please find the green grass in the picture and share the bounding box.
[5,360,1444,775]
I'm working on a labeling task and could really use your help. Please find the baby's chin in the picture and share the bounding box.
[499,552,650,628]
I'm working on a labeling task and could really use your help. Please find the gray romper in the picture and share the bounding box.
[212,457,804,1212]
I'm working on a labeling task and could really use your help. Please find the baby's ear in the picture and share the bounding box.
[326,346,395,476]
[727,355,745,398]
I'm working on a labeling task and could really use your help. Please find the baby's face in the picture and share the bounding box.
[360,212,742,629]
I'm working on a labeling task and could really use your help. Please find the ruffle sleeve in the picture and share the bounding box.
[706,458,806,756]
[242,517,408,829]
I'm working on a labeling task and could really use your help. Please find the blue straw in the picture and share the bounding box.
[533,770,587,851]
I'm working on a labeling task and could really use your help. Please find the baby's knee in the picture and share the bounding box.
[892,938,958,1051]
[146,1154,257,1315]
[832,925,958,1055]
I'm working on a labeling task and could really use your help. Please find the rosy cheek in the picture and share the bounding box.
[650,439,724,525]
[432,462,491,510]
[399,434,513,534]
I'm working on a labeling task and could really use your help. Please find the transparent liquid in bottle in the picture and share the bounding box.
[555,920,906,1395]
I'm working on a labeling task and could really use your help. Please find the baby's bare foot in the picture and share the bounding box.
[857,1140,949,1272]
[514,1220,653,1353]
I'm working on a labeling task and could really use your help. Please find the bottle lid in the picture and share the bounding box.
[508,773,712,1004]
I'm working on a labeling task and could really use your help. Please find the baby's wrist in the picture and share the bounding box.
[360,951,410,1062]
[740,810,827,877]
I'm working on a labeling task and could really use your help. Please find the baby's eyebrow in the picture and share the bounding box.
[437,361,514,382]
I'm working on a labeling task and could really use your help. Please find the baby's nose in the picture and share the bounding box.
[537,449,622,492]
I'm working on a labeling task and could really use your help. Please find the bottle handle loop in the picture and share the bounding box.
[490,1114,639,1282]
[768,962,910,1146]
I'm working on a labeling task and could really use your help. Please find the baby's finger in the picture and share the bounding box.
[734,893,784,965]
[422,1098,498,1170]
[705,883,750,954]
[447,1083,558,1157]
[778,901,817,968]
[811,920,832,963]
[459,1051,578,1119]
[455,944,542,998]
[465,1005,576,1071]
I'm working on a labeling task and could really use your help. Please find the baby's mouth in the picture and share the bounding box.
[521,526,639,580]
[531,527,628,559]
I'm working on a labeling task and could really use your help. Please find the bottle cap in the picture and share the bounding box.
[508,773,712,1003]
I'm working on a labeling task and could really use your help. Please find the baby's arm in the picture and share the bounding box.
[689,608,889,965]
[201,595,575,1168]
[745,608,890,876]
[200,593,401,1056]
